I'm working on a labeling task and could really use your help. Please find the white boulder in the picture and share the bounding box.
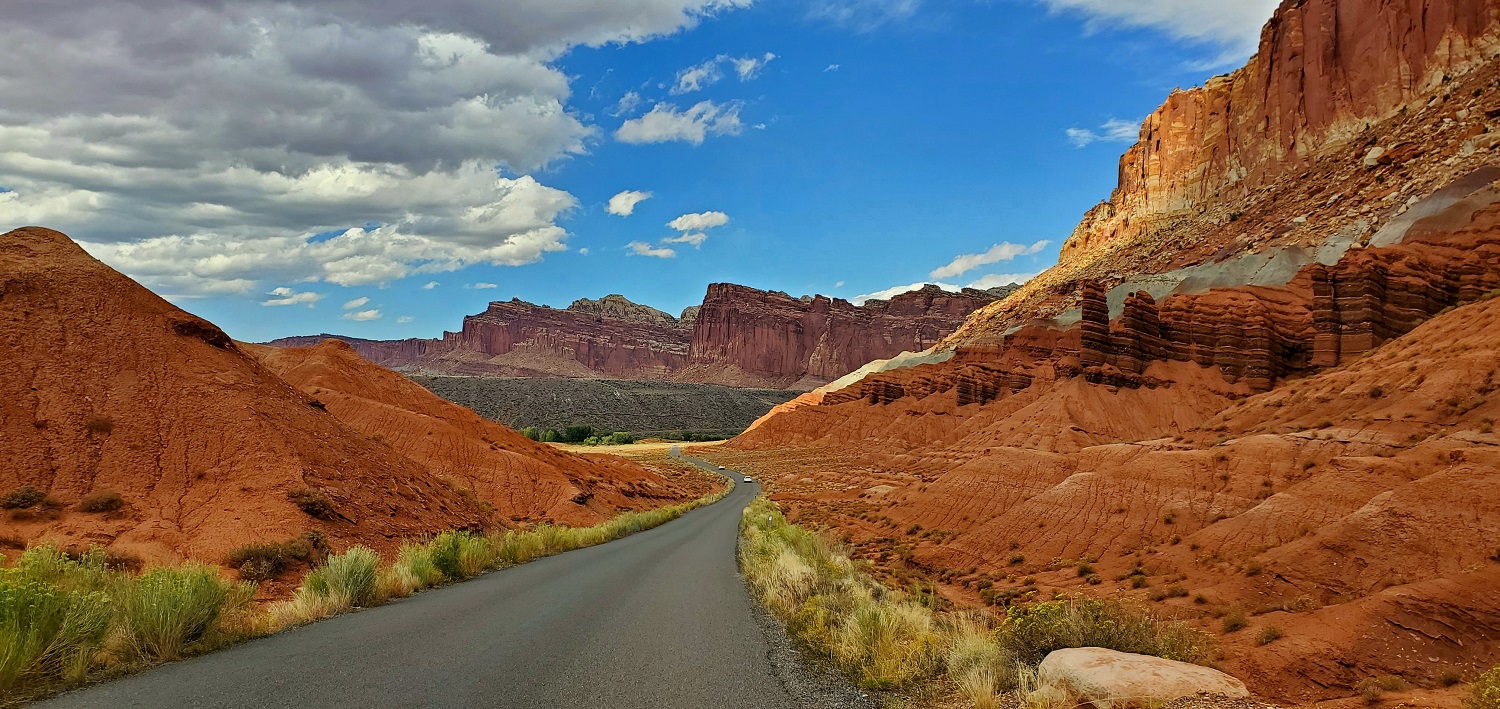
[1036,647,1250,709]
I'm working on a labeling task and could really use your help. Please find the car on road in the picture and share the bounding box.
[743,476,753,483]
[716,465,725,470]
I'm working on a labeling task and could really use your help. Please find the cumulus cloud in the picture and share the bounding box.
[667,211,730,231]
[262,287,323,307]
[930,241,1049,279]
[607,190,653,217]
[343,308,382,321]
[627,241,677,258]
[342,296,370,310]
[1066,118,1141,147]
[852,272,1039,304]
[422,281,440,289]
[0,0,752,297]
[615,101,744,145]
[671,52,776,94]
[810,0,921,31]
[1038,0,1279,61]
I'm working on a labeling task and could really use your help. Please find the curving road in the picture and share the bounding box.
[38,456,848,709]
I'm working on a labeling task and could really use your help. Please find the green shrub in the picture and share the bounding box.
[427,531,494,580]
[1001,598,1213,667]
[1470,665,1500,709]
[303,546,379,609]
[2,486,46,510]
[116,564,241,660]
[225,544,290,582]
[77,491,124,513]
[0,575,111,691]
[287,488,337,519]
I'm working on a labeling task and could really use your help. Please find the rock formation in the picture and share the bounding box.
[271,283,1012,390]
[705,0,1500,702]
[0,227,711,569]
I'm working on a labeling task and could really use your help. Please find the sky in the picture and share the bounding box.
[0,0,1279,342]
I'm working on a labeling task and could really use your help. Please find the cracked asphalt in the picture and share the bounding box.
[36,456,871,709]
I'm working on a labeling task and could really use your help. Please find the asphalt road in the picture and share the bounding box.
[38,457,819,709]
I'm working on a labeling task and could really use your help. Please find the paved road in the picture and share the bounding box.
[39,458,811,709]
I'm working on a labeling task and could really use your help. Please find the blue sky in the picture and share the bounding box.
[0,0,1278,341]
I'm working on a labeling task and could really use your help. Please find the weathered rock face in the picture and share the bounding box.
[1037,648,1250,709]
[1062,0,1500,263]
[269,284,1006,389]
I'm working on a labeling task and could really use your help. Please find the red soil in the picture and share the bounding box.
[246,339,713,526]
[0,227,707,572]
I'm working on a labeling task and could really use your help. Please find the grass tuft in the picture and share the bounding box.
[76,491,124,513]
[116,564,247,661]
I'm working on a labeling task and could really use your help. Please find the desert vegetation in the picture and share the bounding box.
[518,425,637,445]
[738,497,1214,706]
[0,480,731,703]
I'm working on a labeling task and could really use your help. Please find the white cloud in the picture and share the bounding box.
[607,190,653,217]
[396,315,415,324]
[930,240,1050,279]
[616,101,744,145]
[825,64,841,72]
[835,280,846,287]
[0,0,754,298]
[343,308,382,321]
[468,282,498,289]
[671,52,776,94]
[342,296,370,310]
[667,211,730,231]
[672,58,725,94]
[422,281,440,289]
[1066,118,1141,148]
[612,91,644,117]
[811,0,921,31]
[262,287,323,307]
[627,241,677,258]
[662,232,708,247]
[578,247,591,255]
[1038,0,1279,62]
[852,272,1039,304]
[731,53,777,81]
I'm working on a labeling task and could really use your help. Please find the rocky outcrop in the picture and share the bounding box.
[1036,649,1250,709]
[1062,0,1500,263]
[269,284,1006,389]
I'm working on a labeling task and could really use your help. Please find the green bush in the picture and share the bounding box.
[0,575,111,691]
[427,531,493,580]
[225,544,291,582]
[1470,665,1500,709]
[304,546,379,608]
[77,491,124,513]
[1002,598,1212,666]
[287,488,337,519]
[2,486,46,510]
[116,564,241,660]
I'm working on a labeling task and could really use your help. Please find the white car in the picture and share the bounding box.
[743,476,753,483]
[717,465,726,470]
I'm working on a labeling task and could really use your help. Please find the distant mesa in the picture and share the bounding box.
[268,282,1022,391]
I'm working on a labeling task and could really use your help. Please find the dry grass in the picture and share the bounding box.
[739,497,1215,706]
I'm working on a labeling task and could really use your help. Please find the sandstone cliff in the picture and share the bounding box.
[271,284,1007,389]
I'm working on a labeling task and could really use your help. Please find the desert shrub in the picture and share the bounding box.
[76,491,123,513]
[427,531,494,580]
[1470,665,1500,709]
[0,575,111,691]
[379,542,444,598]
[286,488,337,519]
[225,544,291,582]
[281,530,331,566]
[1255,625,1284,646]
[2,486,46,510]
[834,599,942,689]
[116,564,242,660]
[1359,675,1409,702]
[1369,386,1385,399]
[302,546,379,609]
[1222,609,1248,633]
[1001,597,1213,667]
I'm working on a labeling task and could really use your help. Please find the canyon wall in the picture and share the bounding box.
[270,283,1015,390]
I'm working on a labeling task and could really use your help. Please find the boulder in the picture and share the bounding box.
[1036,648,1249,709]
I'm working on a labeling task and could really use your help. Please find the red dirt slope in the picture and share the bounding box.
[245,339,712,526]
[0,227,489,565]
